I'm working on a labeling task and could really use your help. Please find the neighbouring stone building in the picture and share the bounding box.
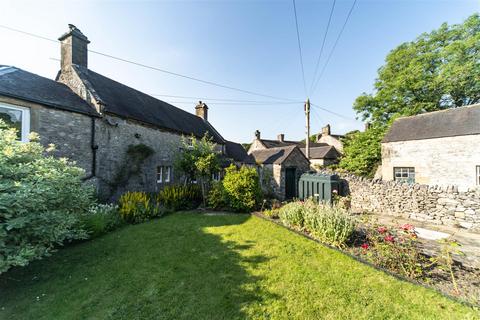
[381,104,480,192]
[316,124,344,153]
[250,145,310,200]
[0,24,248,200]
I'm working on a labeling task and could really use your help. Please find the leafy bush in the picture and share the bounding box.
[262,209,280,219]
[278,201,305,229]
[207,181,229,210]
[303,200,356,248]
[222,165,262,212]
[360,223,426,279]
[119,191,160,224]
[158,184,202,211]
[0,121,95,273]
[79,204,123,238]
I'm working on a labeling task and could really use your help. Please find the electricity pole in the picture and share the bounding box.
[304,98,311,159]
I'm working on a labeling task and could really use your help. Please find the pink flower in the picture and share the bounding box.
[384,235,395,243]
[361,243,369,250]
[400,223,414,231]
[377,226,388,234]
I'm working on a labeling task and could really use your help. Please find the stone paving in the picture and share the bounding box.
[375,214,480,269]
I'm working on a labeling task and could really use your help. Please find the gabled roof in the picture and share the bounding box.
[300,145,340,159]
[259,139,328,149]
[72,66,225,143]
[250,145,305,164]
[383,104,480,143]
[0,66,97,116]
[225,140,255,164]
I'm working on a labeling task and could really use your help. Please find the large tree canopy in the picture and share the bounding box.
[355,14,480,125]
[339,14,480,176]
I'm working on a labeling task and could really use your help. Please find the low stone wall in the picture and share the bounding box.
[326,171,480,231]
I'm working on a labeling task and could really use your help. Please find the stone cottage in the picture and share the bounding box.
[248,129,341,168]
[0,24,247,200]
[316,124,344,153]
[249,145,310,200]
[381,104,480,191]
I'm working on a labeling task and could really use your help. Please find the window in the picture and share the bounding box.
[477,166,480,186]
[212,171,221,181]
[394,167,415,184]
[157,165,172,184]
[0,103,30,142]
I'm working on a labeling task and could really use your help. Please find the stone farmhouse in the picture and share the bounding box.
[0,25,248,200]
[315,124,344,153]
[247,128,342,199]
[381,104,480,191]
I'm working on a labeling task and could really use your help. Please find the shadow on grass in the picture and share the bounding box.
[0,213,276,320]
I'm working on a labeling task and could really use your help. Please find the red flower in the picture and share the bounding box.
[377,226,388,234]
[400,223,414,231]
[384,235,395,243]
[361,243,369,250]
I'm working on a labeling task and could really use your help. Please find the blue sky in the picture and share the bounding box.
[0,0,478,143]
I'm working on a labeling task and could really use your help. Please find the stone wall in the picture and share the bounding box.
[329,171,480,231]
[382,135,480,191]
[0,96,94,176]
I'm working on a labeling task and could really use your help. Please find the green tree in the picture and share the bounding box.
[340,14,480,176]
[174,135,221,205]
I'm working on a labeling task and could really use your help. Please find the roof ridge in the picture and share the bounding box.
[395,104,480,121]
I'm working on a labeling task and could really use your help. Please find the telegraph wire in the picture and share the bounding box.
[0,24,298,102]
[310,0,357,96]
[309,0,336,96]
[311,102,359,121]
[292,0,308,96]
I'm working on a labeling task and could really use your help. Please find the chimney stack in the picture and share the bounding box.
[195,101,208,121]
[277,134,285,142]
[322,124,331,136]
[255,130,261,140]
[58,24,90,71]
[365,122,371,131]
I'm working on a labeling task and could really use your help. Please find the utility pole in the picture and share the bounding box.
[304,98,310,159]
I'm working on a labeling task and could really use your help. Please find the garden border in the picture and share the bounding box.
[251,211,479,309]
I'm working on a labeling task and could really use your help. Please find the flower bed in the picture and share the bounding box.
[258,200,480,306]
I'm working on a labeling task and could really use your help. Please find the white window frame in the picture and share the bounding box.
[476,166,480,186]
[394,167,415,184]
[165,166,171,183]
[212,171,221,181]
[0,102,30,142]
[157,166,163,183]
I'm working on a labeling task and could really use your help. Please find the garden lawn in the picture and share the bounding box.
[0,213,477,320]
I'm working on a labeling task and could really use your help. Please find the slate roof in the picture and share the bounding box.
[0,66,97,116]
[259,139,328,149]
[300,145,340,159]
[250,145,301,164]
[72,66,225,143]
[383,104,480,143]
[225,140,255,164]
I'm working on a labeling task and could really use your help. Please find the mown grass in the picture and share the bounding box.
[0,213,478,319]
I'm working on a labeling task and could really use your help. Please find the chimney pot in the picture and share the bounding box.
[59,24,90,71]
[195,101,208,121]
[255,130,261,140]
[277,134,285,142]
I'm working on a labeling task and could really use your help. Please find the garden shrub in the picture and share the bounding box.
[303,201,356,248]
[262,209,280,219]
[157,184,202,211]
[278,201,305,229]
[119,191,160,223]
[79,204,123,238]
[222,165,262,212]
[360,223,427,279]
[0,122,95,273]
[207,181,228,210]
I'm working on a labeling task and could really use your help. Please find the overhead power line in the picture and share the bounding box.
[311,102,359,121]
[164,100,301,106]
[0,24,297,102]
[150,93,303,104]
[309,0,336,96]
[310,0,357,96]
[292,0,308,96]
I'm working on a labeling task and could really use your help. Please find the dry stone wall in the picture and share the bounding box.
[325,171,480,231]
